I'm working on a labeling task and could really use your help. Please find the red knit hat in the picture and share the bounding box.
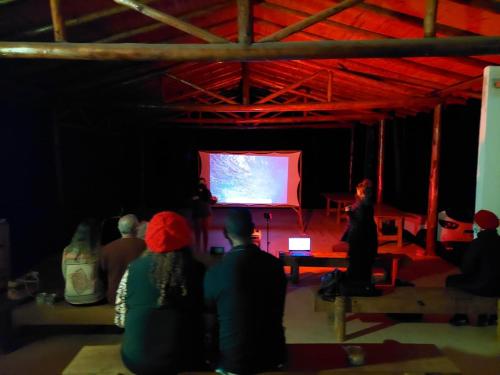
[145,211,192,253]
[474,210,499,230]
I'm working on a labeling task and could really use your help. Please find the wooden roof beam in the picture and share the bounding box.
[256,69,326,104]
[15,0,159,39]
[259,0,364,42]
[114,0,231,43]
[136,98,442,112]
[164,73,237,104]
[251,74,327,102]
[163,74,241,103]
[167,113,385,125]
[3,36,497,61]
[433,75,483,96]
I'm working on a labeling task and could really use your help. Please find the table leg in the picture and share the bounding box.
[497,300,500,340]
[290,259,300,284]
[336,202,341,224]
[326,198,331,217]
[397,217,403,248]
[334,296,346,342]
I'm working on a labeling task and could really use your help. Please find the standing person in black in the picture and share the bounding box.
[192,177,216,252]
[204,208,287,375]
[342,179,378,291]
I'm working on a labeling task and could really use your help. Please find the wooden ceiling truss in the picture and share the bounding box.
[0,0,498,127]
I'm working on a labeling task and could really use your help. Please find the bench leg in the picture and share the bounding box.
[497,300,500,341]
[334,296,346,342]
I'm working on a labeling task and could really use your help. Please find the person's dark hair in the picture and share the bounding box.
[357,179,374,203]
[224,208,255,239]
[149,247,191,306]
[71,218,100,249]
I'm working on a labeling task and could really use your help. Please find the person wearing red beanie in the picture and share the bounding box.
[446,209,500,325]
[115,211,206,374]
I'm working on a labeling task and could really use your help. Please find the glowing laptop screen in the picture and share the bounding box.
[288,237,311,251]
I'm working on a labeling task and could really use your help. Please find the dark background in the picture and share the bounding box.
[0,96,481,276]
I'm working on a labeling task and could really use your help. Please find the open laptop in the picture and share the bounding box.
[288,237,311,256]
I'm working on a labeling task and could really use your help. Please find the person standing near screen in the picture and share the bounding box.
[192,177,216,252]
[343,179,378,291]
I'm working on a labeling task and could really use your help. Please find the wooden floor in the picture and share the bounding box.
[2,209,499,375]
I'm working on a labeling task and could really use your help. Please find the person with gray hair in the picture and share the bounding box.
[100,214,146,304]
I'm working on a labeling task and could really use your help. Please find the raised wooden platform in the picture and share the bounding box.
[315,287,500,342]
[63,343,461,375]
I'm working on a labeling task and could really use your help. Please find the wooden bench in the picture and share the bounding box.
[63,343,461,375]
[279,252,404,288]
[12,300,115,327]
[314,287,500,342]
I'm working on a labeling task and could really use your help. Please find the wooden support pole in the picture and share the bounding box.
[426,104,442,256]
[49,0,67,42]
[242,63,250,105]
[259,0,364,42]
[377,119,385,203]
[113,0,230,43]
[256,70,325,104]
[424,0,439,38]
[138,98,440,113]
[349,127,355,192]
[237,0,252,45]
[0,36,498,61]
[327,70,333,102]
[164,73,238,104]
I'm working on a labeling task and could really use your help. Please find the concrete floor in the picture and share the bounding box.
[1,209,499,374]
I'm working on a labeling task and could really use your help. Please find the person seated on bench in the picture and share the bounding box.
[341,179,379,295]
[446,209,500,326]
[62,219,105,305]
[100,214,146,305]
[115,211,205,375]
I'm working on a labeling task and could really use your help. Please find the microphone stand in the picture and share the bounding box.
[265,216,271,253]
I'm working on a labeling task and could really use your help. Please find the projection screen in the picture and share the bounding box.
[199,151,302,207]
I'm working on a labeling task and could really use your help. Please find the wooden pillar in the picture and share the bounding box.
[424,0,438,38]
[377,119,385,203]
[50,0,67,41]
[426,104,442,256]
[327,70,333,102]
[349,127,355,192]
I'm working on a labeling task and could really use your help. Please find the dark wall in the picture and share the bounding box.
[383,100,480,217]
[1,98,481,275]
[143,127,355,209]
[0,103,58,276]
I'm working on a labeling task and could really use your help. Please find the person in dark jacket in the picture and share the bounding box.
[100,214,146,304]
[115,211,205,375]
[343,179,378,285]
[446,209,500,296]
[192,177,216,252]
[204,208,287,375]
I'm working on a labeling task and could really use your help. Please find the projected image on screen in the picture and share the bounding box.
[210,154,288,204]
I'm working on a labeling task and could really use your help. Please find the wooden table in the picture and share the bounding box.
[322,193,406,249]
[322,193,355,224]
[374,204,406,249]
